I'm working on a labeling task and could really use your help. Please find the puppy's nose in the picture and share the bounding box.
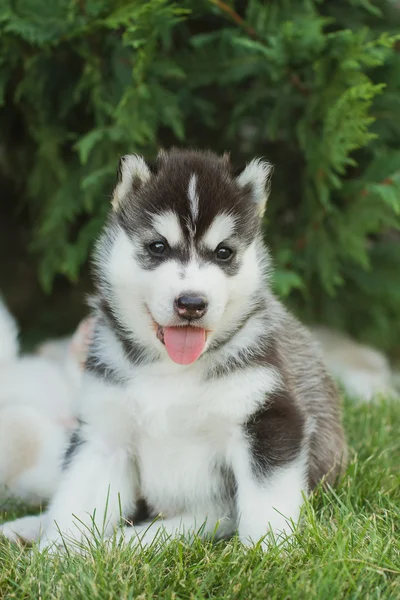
[175,294,208,319]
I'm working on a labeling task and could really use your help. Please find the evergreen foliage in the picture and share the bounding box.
[1,0,400,352]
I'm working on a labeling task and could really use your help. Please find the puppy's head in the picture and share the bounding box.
[96,148,273,365]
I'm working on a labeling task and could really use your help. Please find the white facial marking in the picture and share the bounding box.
[188,174,199,223]
[201,213,237,250]
[103,223,266,358]
[151,211,184,247]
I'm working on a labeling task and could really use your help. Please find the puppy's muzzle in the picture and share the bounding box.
[175,294,208,320]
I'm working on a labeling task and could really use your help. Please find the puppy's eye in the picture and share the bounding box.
[148,241,167,256]
[215,246,233,261]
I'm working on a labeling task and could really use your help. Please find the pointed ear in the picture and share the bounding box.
[236,158,273,216]
[157,148,168,162]
[221,151,231,166]
[112,154,152,210]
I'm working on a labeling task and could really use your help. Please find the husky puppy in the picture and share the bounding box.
[1,149,347,550]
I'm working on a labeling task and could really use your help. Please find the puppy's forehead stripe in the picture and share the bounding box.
[151,211,184,246]
[201,213,237,250]
[188,174,199,224]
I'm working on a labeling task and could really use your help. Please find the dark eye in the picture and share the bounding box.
[215,246,233,261]
[148,241,167,256]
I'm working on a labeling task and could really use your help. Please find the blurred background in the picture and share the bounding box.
[1,0,400,359]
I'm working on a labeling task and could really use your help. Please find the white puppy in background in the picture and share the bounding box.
[0,299,92,507]
[311,326,398,402]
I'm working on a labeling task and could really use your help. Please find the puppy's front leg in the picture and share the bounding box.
[32,375,139,552]
[39,429,137,552]
[231,392,308,549]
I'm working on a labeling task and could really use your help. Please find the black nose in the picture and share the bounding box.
[175,294,208,319]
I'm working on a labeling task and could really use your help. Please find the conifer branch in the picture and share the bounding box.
[209,0,258,39]
[209,0,309,96]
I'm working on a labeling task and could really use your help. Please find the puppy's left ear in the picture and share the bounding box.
[112,154,153,210]
[236,158,273,216]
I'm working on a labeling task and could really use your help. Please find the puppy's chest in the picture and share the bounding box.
[137,428,229,514]
[125,366,233,437]
[120,362,275,512]
[124,361,274,434]
[124,368,238,512]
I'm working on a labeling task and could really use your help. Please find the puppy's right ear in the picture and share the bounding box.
[235,158,273,217]
[112,155,153,210]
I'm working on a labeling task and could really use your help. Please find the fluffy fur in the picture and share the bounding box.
[0,301,90,506]
[1,149,347,551]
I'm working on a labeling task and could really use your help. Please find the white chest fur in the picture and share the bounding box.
[126,360,277,429]
[81,358,278,516]
[127,361,277,513]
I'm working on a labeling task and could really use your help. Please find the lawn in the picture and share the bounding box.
[1,398,399,600]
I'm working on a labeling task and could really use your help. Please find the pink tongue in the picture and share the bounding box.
[163,327,206,365]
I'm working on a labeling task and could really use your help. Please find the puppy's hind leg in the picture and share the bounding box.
[38,431,137,553]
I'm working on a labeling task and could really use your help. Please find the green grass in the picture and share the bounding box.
[1,398,399,600]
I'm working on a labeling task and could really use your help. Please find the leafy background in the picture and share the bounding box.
[1,0,400,356]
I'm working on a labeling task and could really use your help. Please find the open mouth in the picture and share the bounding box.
[155,323,207,365]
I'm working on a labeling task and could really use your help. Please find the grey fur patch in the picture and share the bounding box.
[85,353,125,386]
[125,498,152,526]
[205,297,267,362]
[99,299,156,367]
[63,427,85,470]
[262,303,348,488]
[135,242,191,271]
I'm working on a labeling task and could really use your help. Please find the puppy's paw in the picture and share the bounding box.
[239,524,294,552]
[0,515,45,544]
[114,523,164,549]
[37,536,68,555]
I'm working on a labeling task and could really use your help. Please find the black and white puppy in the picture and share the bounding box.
[1,149,347,551]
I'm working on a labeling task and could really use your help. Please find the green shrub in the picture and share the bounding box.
[1,0,400,353]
